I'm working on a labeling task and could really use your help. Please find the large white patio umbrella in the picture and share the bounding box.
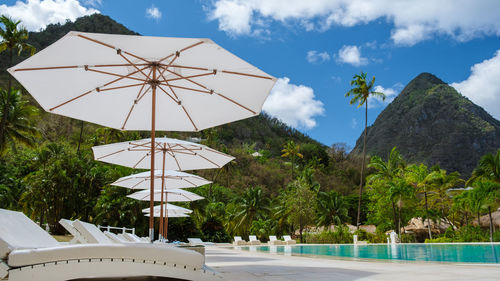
[8,31,276,240]
[112,170,211,190]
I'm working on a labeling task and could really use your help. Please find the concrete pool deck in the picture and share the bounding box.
[204,246,500,281]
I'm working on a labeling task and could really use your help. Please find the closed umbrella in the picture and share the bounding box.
[8,31,276,240]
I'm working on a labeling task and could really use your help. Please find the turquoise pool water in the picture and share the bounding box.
[239,244,500,263]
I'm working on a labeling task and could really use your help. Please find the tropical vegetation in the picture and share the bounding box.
[0,15,498,244]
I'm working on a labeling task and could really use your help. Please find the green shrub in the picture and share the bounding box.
[425,237,454,243]
[304,225,353,244]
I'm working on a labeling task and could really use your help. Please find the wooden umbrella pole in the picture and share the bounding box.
[159,149,166,240]
[149,64,157,242]
[164,192,169,241]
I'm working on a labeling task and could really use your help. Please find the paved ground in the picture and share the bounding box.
[204,247,500,281]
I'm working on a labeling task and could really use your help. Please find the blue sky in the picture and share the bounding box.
[2,0,500,148]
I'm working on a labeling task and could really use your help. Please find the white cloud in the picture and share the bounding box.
[336,45,368,66]
[369,83,403,108]
[84,0,101,7]
[263,77,325,129]
[146,5,162,20]
[0,0,99,31]
[206,0,500,45]
[451,50,500,120]
[351,118,358,129]
[306,50,330,64]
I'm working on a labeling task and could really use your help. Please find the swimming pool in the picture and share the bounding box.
[239,244,500,263]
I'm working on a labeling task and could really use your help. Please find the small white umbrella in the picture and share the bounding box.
[92,137,234,171]
[142,203,192,214]
[145,212,190,218]
[128,189,204,202]
[112,169,211,190]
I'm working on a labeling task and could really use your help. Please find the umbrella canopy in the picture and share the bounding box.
[92,137,234,171]
[112,169,211,190]
[128,189,204,202]
[142,203,192,214]
[7,31,276,131]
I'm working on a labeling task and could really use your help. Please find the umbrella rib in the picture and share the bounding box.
[163,84,211,94]
[197,153,221,168]
[96,148,127,160]
[49,66,149,111]
[121,67,154,129]
[165,64,274,80]
[158,40,205,63]
[86,67,147,83]
[164,68,209,91]
[132,153,149,169]
[215,92,256,114]
[166,142,182,171]
[204,146,234,157]
[157,85,180,103]
[130,180,144,190]
[99,82,145,92]
[77,34,151,64]
[180,105,198,131]
[183,178,197,187]
[163,71,214,83]
[121,84,152,129]
[12,64,149,72]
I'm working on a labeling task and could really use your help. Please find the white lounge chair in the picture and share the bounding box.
[121,232,149,243]
[283,235,297,245]
[248,235,261,245]
[0,208,219,281]
[58,219,85,244]
[233,236,248,246]
[104,231,132,243]
[268,235,285,245]
[188,238,215,246]
[72,219,115,244]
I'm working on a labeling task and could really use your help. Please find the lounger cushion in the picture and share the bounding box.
[8,243,204,269]
[72,220,114,244]
[0,209,59,259]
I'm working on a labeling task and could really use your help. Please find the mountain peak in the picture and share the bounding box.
[351,73,500,176]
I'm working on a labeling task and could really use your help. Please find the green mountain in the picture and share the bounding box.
[351,72,500,176]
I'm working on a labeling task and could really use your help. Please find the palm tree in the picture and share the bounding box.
[0,88,38,154]
[367,147,405,233]
[473,181,499,242]
[281,140,303,179]
[388,178,413,238]
[316,191,349,227]
[0,15,36,143]
[428,169,464,229]
[468,149,500,184]
[406,164,440,239]
[345,72,385,230]
[232,187,270,235]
